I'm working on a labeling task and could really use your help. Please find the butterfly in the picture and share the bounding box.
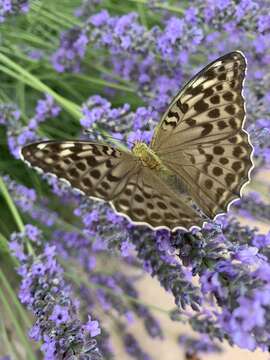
[21,51,253,232]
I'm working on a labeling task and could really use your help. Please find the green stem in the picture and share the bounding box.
[0,65,33,88]
[42,3,81,27]
[0,46,37,64]
[0,177,24,233]
[88,62,134,85]
[0,318,19,360]
[0,232,11,253]
[0,53,82,120]
[5,32,55,49]
[137,3,148,28]
[127,0,184,14]
[0,287,36,360]
[0,178,35,256]
[0,233,19,267]
[0,270,32,328]
[31,2,67,30]
[17,81,26,116]
[0,84,30,124]
[59,73,137,93]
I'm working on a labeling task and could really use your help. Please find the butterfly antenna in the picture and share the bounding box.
[83,128,100,137]
[83,128,135,148]
[141,115,153,143]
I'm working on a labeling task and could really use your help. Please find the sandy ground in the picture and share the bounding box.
[112,266,270,360]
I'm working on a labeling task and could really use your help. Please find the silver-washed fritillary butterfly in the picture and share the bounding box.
[21,51,253,231]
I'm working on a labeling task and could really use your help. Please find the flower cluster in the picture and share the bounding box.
[3,175,57,227]
[248,120,270,164]
[1,94,60,158]
[0,0,29,22]
[80,95,130,133]
[171,219,270,350]
[124,333,152,360]
[51,9,204,111]
[74,0,101,19]
[52,27,89,73]
[178,334,222,358]
[80,95,158,145]
[234,191,270,221]
[9,227,102,360]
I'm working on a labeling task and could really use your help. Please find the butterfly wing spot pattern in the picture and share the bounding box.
[22,141,136,202]
[21,51,253,231]
[151,51,253,221]
[111,167,204,230]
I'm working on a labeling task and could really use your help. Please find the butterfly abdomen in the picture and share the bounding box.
[132,142,163,170]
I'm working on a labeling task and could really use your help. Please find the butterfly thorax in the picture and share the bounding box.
[132,142,162,170]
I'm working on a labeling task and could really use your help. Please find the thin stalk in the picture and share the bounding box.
[127,0,185,14]
[43,4,81,27]
[0,219,10,238]
[0,232,11,254]
[0,269,32,328]
[31,2,67,30]
[0,46,37,64]
[88,62,134,85]
[0,318,19,360]
[0,287,36,360]
[6,32,55,49]
[0,177,24,233]
[0,53,82,120]
[137,3,148,28]
[0,65,34,88]
[0,233,19,267]
[17,81,25,116]
[0,178,35,256]
[52,73,137,93]
[65,267,171,315]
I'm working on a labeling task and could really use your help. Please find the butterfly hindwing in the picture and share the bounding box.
[151,51,253,218]
[112,166,203,230]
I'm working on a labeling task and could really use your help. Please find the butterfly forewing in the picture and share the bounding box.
[151,51,253,218]
[21,141,136,201]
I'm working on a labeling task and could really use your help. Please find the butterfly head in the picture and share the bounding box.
[132,141,162,170]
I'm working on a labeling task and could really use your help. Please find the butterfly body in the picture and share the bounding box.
[132,142,163,170]
[22,51,253,231]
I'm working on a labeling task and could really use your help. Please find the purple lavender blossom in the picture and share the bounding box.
[0,0,29,22]
[52,27,89,73]
[156,16,203,62]
[3,175,57,227]
[85,315,101,337]
[178,334,222,357]
[2,95,60,159]
[124,333,152,360]
[9,229,102,359]
[81,95,129,130]
[0,104,20,125]
[74,0,101,18]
